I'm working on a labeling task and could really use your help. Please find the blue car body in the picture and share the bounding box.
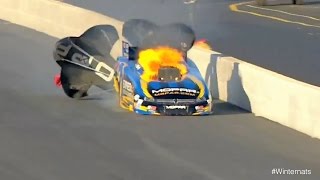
[114,53,213,116]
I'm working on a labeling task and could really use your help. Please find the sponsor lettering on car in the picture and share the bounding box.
[165,105,187,110]
[151,88,199,97]
[123,80,133,93]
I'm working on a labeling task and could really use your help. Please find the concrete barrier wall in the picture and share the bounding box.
[188,47,320,139]
[1,0,319,139]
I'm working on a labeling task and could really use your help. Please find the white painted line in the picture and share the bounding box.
[247,5,320,21]
[230,2,320,29]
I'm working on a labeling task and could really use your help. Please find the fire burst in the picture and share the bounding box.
[138,46,187,81]
[194,39,212,50]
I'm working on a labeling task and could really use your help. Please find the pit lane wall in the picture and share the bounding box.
[1,0,319,139]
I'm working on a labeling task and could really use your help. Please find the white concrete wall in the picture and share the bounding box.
[188,47,320,139]
[0,0,319,138]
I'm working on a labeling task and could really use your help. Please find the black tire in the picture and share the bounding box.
[60,71,89,99]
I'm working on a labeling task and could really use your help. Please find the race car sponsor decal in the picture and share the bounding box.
[151,88,199,97]
[122,80,133,96]
[56,43,91,65]
[122,41,130,58]
[165,105,187,110]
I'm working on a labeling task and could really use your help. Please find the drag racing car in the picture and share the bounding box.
[53,19,213,115]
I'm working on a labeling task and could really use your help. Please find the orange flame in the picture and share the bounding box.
[138,46,187,81]
[194,39,212,50]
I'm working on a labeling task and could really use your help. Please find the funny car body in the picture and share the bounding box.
[53,19,213,115]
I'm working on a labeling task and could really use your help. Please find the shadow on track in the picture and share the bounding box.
[204,54,252,116]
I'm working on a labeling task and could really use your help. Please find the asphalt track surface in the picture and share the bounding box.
[64,0,320,86]
[263,0,320,18]
[1,20,320,180]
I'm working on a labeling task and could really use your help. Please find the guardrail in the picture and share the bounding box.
[1,0,319,139]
